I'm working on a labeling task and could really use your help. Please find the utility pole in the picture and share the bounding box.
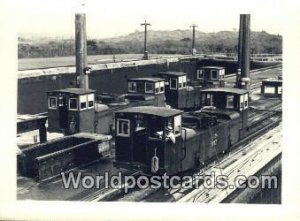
[236,14,251,92]
[75,13,89,89]
[190,24,198,55]
[141,20,151,60]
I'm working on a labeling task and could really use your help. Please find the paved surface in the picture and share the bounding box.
[18,54,185,70]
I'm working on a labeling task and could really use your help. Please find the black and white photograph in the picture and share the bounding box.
[0,0,300,220]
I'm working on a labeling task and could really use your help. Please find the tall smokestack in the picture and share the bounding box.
[237,14,251,91]
[75,13,89,89]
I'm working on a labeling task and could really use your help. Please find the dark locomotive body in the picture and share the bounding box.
[126,77,166,107]
[153,71,201,110]
[47,78,166,135]
[153,67,225,110]
[194,66,225,87]
[45,66,246,175]
[47,88,96,134]
[114,106,183,174]
[114,88,249,175]
[46,66,226,135]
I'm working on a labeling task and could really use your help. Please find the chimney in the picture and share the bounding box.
[237,14,251,91]
[75,13,89,89]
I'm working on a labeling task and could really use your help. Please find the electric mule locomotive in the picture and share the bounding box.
[113,87,249,175]
[153,66,225,110]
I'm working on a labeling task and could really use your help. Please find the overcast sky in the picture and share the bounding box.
[15,0,297,39]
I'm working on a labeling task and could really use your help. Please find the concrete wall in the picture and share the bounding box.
[18,58,196,114]
[17,57,274,114]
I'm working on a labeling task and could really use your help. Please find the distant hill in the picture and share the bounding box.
[18,30,282,58]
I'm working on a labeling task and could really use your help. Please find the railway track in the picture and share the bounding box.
[142,117,281,202]
[79,170,141,202]
[79,99,282,202]
[19,65,281,201]
[224,64,282,80]
[248,101,282,125]
[177,125,282,203]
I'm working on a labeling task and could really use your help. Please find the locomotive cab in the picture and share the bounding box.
[126,77,166,106]
[260,79,282,97]
[154,71,201,110]
[47,88,95,134]
[201,87,249,129]
[195,66,225,87]
[114,106,185,175]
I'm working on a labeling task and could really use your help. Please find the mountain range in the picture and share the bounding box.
[18,30,282,58]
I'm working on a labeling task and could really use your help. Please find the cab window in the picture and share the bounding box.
[155,82,164,94]
[80,95,87,110]
[170,78,177,89]
[174,115,182,136]
[244,94,249,109]
[197,69,204,79]
[165,116,181,140]
[178,76,183,89]
[226,95,234,109]
[239,95,244,110]
[145,82,154,93]
[117,119,130,137]
[69,98,78,110]
[136,82,145,93]
[211,70,218,80]
[155,82,160,94]
[128,82,137,92]
[159,81,164,92]
[219,69,225,79]
[48,97,57,110]
[178,76,187,88]
[87,94,94,108]
[207,94,214,106]
[182,76,187,87]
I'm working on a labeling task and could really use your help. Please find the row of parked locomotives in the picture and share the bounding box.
[114,87,249,175]
[17,66,232,180]
[46,66,226,135]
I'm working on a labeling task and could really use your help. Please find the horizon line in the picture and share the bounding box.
[18,29,282,40]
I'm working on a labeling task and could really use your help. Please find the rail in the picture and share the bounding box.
[81,102,282,202]
[224,64,282,79]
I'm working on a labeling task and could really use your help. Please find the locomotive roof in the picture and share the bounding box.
[47,88,95,95]
[157,71,187,77]
[116,106,183,118]
[262,79,282,84]
[199,66,225,70]
[201,87,248,95]
[200,109,240,120]
[128,77,164,82]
